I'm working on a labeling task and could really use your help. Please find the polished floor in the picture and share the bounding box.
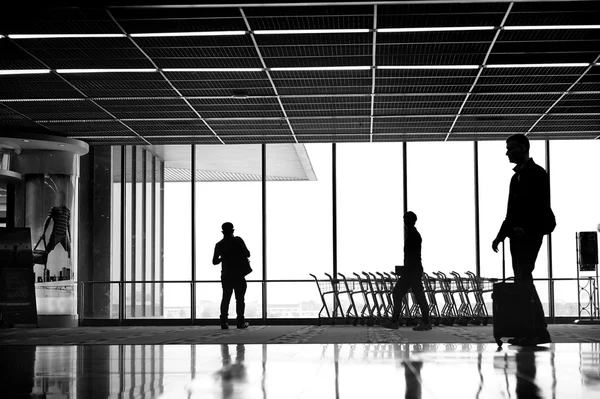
[1,342,599,398]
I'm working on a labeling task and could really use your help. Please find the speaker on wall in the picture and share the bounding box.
[578,231,598,270]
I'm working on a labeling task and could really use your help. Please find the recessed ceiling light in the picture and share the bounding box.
[162,68,263,73]
[254,29,370,35]
[486,63,590,68]
[378,65,480,70]
[504,25,600,30]
[130,31,246,38]
[0,69,51,75]
[270,66,371,71]
[8,33,126,39]
[56,68,157,73]
[59,144,65,147]
[23,140,29,143]
[378,26,495,33]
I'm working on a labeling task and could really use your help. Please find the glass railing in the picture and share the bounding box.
[76,277,597,322]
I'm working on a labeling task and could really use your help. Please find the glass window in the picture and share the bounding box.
[266,144,332,318]
[478,140,547,279]
[549,140,600,315]
[406,142,476,275]
[337,143,404,276]
[162,146,192,318]
[194,144,263,319]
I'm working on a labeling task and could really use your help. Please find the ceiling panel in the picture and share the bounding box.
[0,74,85,100]
[121,119,213,136]
[452,115,539,133]
[96,98,198,119]
[505,1,600,26]
[373,116,454,134]
[491,29,600,64]
[257,33,372,68]
[282,96,371,118]
[61,72,180,98]
[208,119,292,136]
[462,93,562,115]
[189,97,284,119]
[272,70,372,95]
[15,37,153,69]
[377,31,495,66]
[290,117,371,135]
[165,71,274,97]
[110,7,246,33]
[375,94,464,116]
[378,3,508,28]
[134,35,262,69]
[3,99,111,120]
[243,5,374,30]
[376,68,479,94]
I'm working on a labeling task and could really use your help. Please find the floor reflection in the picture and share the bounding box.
[0,343,598,398]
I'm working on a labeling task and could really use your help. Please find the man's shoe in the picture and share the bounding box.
[237,322,250,329]
[412,322,432,331]
[221,323,229,330]
[381,319,400,329]
[508,337,525,345]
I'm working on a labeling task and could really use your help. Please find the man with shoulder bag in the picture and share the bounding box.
[213,222,252,330]
[492,134,555,346]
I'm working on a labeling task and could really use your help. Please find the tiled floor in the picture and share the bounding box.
[2,342,599,398]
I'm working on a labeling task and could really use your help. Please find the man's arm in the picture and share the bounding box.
[212,243,222,265]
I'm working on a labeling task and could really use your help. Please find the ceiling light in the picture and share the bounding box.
[0,69,51,75]
[253,29,370,35]
[503,25,600,30]
[56,68,157,73]
[378,26,495,33]
[8,33,126,39]
[378,65,480,70]
[162,68,263,72]
[130,31,246,38]
[270,66,371,71]
[486,63,590,68]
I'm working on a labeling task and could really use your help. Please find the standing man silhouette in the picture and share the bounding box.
[213,222,250,330]
[492,134,554,346]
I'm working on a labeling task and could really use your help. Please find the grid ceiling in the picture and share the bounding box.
[0,1,599,146]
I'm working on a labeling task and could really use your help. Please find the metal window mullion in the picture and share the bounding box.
[191,145,196,323]
[403,142,408,214]
[131,147,137,318]
[151,154,156,317]
[332,143,338,317]
[546,140,555,322]
[262,143,267,323]
[142,149,147,317]
[159,160,165,317]
[119,146,126,324]
[474,141,481,277]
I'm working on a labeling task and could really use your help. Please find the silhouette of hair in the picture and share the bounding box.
[222,222,234,233]
[404,211,417,225]
[506,133,530,151]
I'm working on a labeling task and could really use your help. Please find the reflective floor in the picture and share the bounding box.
[1,343,599,398]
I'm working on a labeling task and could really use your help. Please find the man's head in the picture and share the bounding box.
[505,134,530,165]
[221,222,234,236]
[404,211,417,227]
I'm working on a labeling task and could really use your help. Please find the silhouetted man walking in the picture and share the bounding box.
[492,134,555,346]
[383,211,431,331]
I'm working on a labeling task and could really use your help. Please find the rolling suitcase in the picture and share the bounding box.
[492,242,535,347]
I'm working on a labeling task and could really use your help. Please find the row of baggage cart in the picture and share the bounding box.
[309,271,497,327]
